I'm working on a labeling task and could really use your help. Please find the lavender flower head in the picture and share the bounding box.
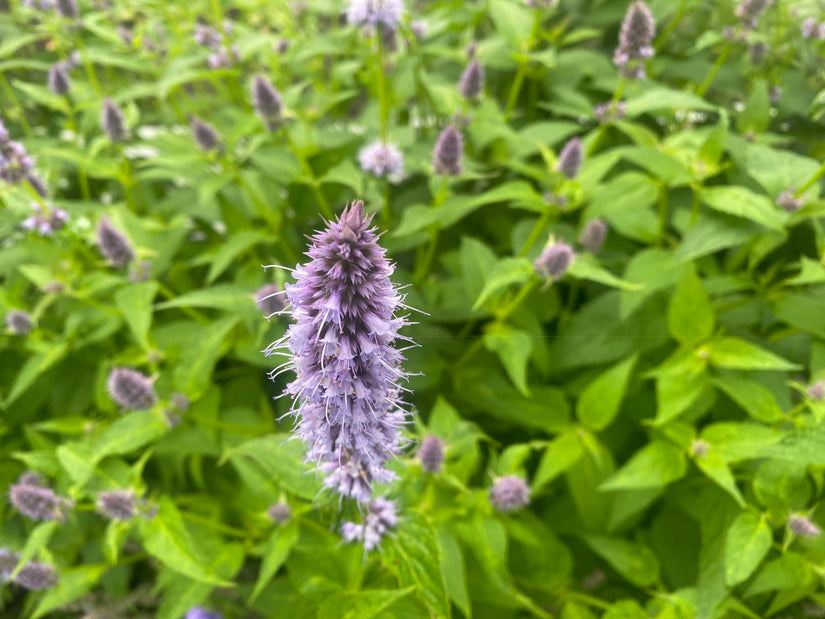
[789,514,821,538]
[417,436,444,473]
[55,0,78,19]
[808,379,825,402]
[13,561,58,590]
[265,201,413,503]
[256,282,287,318]
[594,100,627,124]
[207,45,240,70]
[96,489,138,521]
[193,25,223,49]
[458,59,485,100]
[346,0,404,30]
[557,137,583,179]
[579,218,608,253]
[489,475,530,513]
[107,367,157,410]
[9,473,71,521]
[22,202,68,236]
[251,75,283,131]
[191,117,221,152]
[6,310,33,335]
[801,18,825,40]
[96,216,134,268]
[736,0,768,29]
[777,189,804,213]
[186,607,223,619]
[534,240,575,280]
[0,549,18,580]
[359,141,404,182]
[341,497,398,551]
[267,503,292,524]
[0,122,41,189]
[613,1,655,79]
[101,98,127,143]
[47,62,71,96]
[433,124,464,176]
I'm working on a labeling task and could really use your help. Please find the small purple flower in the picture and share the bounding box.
[267,503,292,524]
[789,514,821,538]
[777,189,804,213]
[13,561,58,590]
[47,62,71,96]
[341,497,398,551]
[0,549,19,580]
[579,218,608,253]
[107,367,157,411]
[557,137,583,179]
[194,25,223,49]
[256,283,287,317]
[265,201,413,503]
[21,202,68,236]
[593,100,626,124]
[186,607,223,619]
[346,0,404,30]
[489,475,530,513]
[432,124,463,176]
[808,380,825,402]
[96,216,134,267]
[251,75,283,131]
[0,124,38,186]
[690,439,710,457]
[97,489,138,521]
[458,59,484,100]
[171,392,190,412]
[410,20,427,40]
[613,1,655,79]
[534,240,575,280]
[359,141,404,182]
[417,436,444,473]
[101,98,127,143]
[54,0,78,19]
[207,46,240,69]
[191,117,220,152]
[128,259,152,283]
[6,310,33,335]
[736,0,768,29]
[9,474,71,521]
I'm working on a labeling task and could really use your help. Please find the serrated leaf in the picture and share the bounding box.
[577,355,637,431]
[701,186,785,231]
[224,434,318,500]
[568,255,643,291]
[724,512,772,586]
[5,342,68,407]
[489,0,533,48]
[694,451,746,507]
[154,285,256,313]
[114,281,159,350]
[713,375,784,423]
[702,337,800,371]
[317,588,416,619]
[667,265,714,345]
[31,565,108,619]
[438,530,471,618]
[583,536,659,587]
[600,441,686,491]
[483,322,532,395]
[207,230,268,283]
[473,257,534,310]
[249,521,299,603]
[532,430,584,491]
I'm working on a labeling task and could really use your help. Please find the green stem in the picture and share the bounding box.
[156,281,211,325]
[697,40,732,97]
[795,159,825,196]
[179,510,252,539]
[0,72,32,137]
[518,210,552,257]
[654,0,687,52]
[74,37,102,96]
[563,591,612,611]
[66,98,90,201]
[283,127,334,219]
[376,26,389,142]
[504,11,541,120]
[689,185,701,226]
[657,183,668,245]
[414,178,449,283]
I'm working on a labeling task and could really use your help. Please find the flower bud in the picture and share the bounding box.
[47,62,71,96]
[458,59,484,100]
[14,561,58,590]
[579,218,608,253]
[267,503,292,524]
[432,124,463,176]
[346,0,403,29]
[191,117,220,152]
[101,98,127,143]
[358,141,404,182]
[417,436,444,473]
[96,489,138,521]
[556,137,583,179]
[106,367,157,411]
[96,216,134,268]
[489,476,530,513]
[534,240,574,280]
[788,514,821,538]
[251,75,283,131]
[6,310,33,335]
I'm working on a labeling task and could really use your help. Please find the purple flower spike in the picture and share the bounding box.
[13,561,58,590]
[594,100,626,124]
[54,0,77,19]
[186,607,223,619]
[458,58,485,100]
[96,216,134,268]
[359,141,404,182]
[489,475,530,513]
[256,283,287,317]
[101,98,127,143]
[557,137,583,179]
[736,0,768,29]
[267,503,292,524]
[534,240,575,280]
[47,62,71,96]
[417,436,444,473]
[107,367,157,411]
[266,200,413,503]
[777,189,804,213]
[789,514,821,538]
[613,1,655,79]
[191,117,220,152]
[432,124,464,176]
[6,310,33,335]
[97,489,138,521]
[0,549,19,580]
[341,497,398,551]
[347,0,404,29]
[579,218,608,253]
[9,474,71,521]
[251,75,283,131]
[808,380,825,402]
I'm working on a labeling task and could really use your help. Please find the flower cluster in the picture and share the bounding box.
[341,497,399,551]
[21,202,68,236]
[432,124,464,176]
[777,188,804,213]
[107,367,158,411]
[613,1,655,79]
[593,100,626,124]
[96,216,135,268]
[47,61,72,95]
[191,117,221,152]
[6,310,34,335]
[9,472,72,521]
[101,98,127,143]
[0,550,59,590]
[736,0,768,29]
[458,59,484,100]
[556,137,583,179]
[579,218,608,253]
[358,141,404,182]
[96,489,142,521]
[0,119,47,194]
[251,75,284,131]
[417,436,444,473]
[534,240,575,280]
[489,476,530,513]
[266,201,412,503]
[801,18,825,40]
[193,23,238,69]
[347,0,404,30]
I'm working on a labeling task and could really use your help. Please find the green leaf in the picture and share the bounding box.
[652,350,709,425]
[583,536,659,587]
[438,530,471,618]
[114,281,159,350]
[712,375,784,423]
[207,230,268,284]
[155,285,256,313]
[483,322,533,395]
[577,355,637,431]
[5,342,68,407]
[460,237,498,303]
[584,172,659,243]
[473,256,534,310]
[249,521,299,603]
[95,411,168,459]
[694,451,746,507]
[745,553,813,598]
[600,441,686,491]
[736,80,770,134]
[675,213,760,262]
[701,423,784,463]
[724,512,772,586]
[224,434,318,500]
[56,442,99,486]
[667,265,714,345]
[317,588,416,619]
[11,79,69,113]
[488,0,533,48]
[390,514,451,619]
[568,255,643,291]
[532,430,584,491]
[625,87,716,117]
[139,497,233,586]
[620,248,683,319]
[31,565,108,619]
[700,186,785,230]
[702,337,801,371]
[175,316,240,396]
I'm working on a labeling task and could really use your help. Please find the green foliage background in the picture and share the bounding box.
[2,0,825,617]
